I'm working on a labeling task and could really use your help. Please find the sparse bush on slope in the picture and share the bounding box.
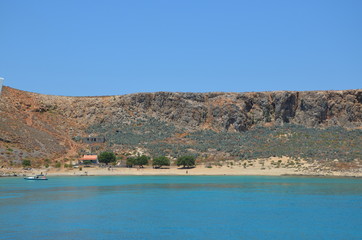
[87,118,362,162]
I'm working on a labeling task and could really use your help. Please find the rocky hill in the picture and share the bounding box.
[0,86,361,167]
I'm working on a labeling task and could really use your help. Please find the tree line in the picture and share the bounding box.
[98,151,196,168]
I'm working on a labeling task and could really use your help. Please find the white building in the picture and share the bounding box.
[0,78,3,95]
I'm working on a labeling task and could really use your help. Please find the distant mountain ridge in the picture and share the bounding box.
[0,86,361,165]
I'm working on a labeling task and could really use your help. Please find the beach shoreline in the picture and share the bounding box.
[2,164,361,178]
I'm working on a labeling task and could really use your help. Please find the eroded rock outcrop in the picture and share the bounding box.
[34,89,361,131]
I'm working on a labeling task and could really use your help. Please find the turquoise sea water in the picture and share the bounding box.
[0,176,361,240]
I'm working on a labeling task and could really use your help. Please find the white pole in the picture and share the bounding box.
[0,78,3,95]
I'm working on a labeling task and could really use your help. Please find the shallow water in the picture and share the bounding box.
[0,176,361,240]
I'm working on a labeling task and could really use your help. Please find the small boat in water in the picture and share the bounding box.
[24,174,48,180]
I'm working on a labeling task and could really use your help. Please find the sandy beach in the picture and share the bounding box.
[44,166,362,177]
[2,157,361,178]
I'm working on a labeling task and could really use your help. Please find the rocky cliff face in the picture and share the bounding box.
[0,86,361,164]
[36,88,362,131]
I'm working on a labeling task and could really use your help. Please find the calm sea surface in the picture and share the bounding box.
[0,176,361,240]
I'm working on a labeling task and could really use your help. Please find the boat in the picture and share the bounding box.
[24,174,48,180]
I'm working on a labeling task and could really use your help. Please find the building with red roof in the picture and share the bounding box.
[78,155,98,164]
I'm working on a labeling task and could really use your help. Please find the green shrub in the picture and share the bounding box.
[152,156,170,168]
[98,151,116,165]
[134,155,150,167]
[177,155,196,168]
[22,159,31,167]
[126,157,135,167]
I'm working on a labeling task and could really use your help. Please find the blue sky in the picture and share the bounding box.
[0,0,361,96]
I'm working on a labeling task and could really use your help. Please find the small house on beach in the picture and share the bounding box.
[79,155,98,164]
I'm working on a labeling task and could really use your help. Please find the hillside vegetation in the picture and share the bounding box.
[86,118,361,162]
